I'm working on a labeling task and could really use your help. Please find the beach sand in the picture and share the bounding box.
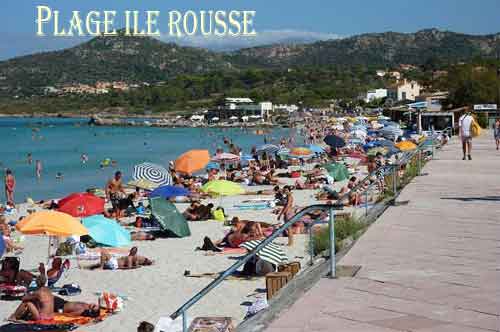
[0,178,361,331]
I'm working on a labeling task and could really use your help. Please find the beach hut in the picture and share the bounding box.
[150,198,191,238]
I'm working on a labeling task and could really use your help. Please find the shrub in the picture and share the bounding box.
[309,217,365,254]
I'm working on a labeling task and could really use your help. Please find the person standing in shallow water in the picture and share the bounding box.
[35,160,42,179]
[4,169,15,206]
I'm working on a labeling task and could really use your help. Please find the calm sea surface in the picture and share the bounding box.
[0,117,294,202]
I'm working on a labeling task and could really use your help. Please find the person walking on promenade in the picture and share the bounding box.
[4,169,15,206]
[458,110,474,160]
[494,119,500,151]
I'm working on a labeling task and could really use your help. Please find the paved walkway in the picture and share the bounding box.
[265,133,500,332]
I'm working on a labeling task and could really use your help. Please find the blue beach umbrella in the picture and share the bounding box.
[82,215,131,247]
[0,235,4,258]
[150,185,190,199]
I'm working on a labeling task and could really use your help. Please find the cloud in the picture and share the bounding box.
[159,29,342,51]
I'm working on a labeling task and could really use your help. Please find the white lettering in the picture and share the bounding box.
[36,6,52,36]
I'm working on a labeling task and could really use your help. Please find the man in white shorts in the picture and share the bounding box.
[459,110,474,160]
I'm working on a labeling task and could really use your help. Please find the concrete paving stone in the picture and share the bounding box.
[370,315,449,331]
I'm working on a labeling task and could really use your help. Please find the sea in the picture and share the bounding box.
[0,117,294,202]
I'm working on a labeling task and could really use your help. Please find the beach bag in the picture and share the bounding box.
[471,118,481,137]
[58,283,81,296]
[213,208,225,222]
[99,292,124,313]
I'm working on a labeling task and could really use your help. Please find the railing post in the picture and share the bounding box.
[417,149,421,176]
[392,165,397,197]
[364,189,369,216]
[309,227,314,266]
[182,311,187,332]
[328,206,336,279]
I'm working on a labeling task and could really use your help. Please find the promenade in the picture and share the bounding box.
[265,133,500,332]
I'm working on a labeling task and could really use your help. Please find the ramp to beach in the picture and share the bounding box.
[265,133,500,332]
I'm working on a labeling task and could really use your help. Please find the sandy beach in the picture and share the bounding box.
[1,177,361,332]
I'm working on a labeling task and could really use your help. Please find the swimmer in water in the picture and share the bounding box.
[56,172,63,180]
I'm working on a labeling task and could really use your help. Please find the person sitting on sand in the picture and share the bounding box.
[0,259,46,288]
[1,223,24,253]
[98,247,153,270]
[9,287,100,321]
[46,258,70,287]
[183,202,201,221]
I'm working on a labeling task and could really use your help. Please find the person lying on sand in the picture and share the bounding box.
[97,247,153,270]
[130,231,155,241]
[0,259,46,288]
[9,287,100,321]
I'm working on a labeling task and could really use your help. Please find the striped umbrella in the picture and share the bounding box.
[133,163,172,186]
[256,144,279,155]
[240,240,288,266]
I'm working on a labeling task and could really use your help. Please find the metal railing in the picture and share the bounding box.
[169,134,442,331]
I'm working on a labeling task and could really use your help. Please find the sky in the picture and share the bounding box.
[1,0,500,60]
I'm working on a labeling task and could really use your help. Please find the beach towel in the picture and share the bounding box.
[0,284,27,298]
[15,309,109,327]
[0,323,76,332]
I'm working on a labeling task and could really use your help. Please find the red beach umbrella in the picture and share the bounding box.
[58,193,105,218]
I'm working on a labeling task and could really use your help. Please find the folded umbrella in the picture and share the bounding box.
[82,215,131,247]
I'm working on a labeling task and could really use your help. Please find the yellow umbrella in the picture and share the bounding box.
[201,180,245,196]
[16,211,88,237]
[395,141,417,151]
[289,147,313,156]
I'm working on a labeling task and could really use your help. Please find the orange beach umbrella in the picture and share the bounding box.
[16,211,88,237]
[174,150,210,175]
[395,141,417,151]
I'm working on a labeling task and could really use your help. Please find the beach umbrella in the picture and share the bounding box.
[324,163,350,182]
[57,193,105,218]
[348,138,364,146]
[0,235,4,258]
[150,198,191,238]
[82,215,131,247]
[324,135,346,148]
[351,129,367,139]
[212,153,240,163]
[277,147,290,156]
[308,145,325,154]
[16,211,88,237]
[240,240,288,266]
[206,162,220,170]
[149,185,190,199]
[367,147,390,157]
[201,180,245,196]
[128,179,158,190]
[395,141,417,151]
[175,150,210,175]
[289,147,313,156]
[256,144,279,155]
[133,162,172,186]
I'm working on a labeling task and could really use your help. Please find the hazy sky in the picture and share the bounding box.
[1,0,500,60]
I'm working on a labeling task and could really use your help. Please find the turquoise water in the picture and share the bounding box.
[0,118,293,202]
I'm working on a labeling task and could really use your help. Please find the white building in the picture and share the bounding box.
[273,104,299,113]
[365,89,388,103]
[388,79,421,101]
[208,98,273,122]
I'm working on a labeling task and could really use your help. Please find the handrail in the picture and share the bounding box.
[169,135,439,330]
[170,203,342,322]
